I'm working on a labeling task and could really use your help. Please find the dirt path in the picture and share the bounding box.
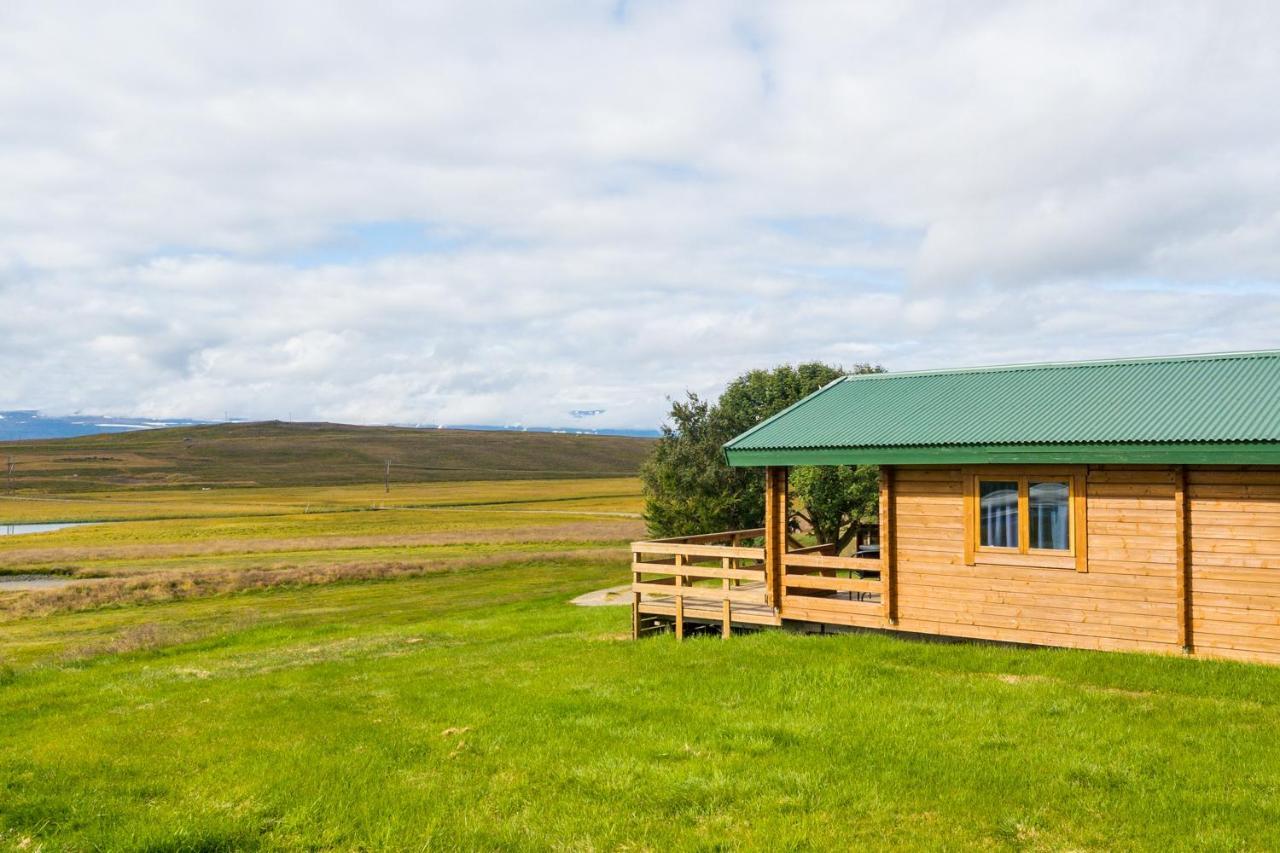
[569,584,632,607]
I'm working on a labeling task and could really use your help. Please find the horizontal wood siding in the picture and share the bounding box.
[1188,467,1280,664]
[894,465,1182,654]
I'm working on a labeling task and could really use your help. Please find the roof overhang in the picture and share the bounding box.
[724,442,1280,467]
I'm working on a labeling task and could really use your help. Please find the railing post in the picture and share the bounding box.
[674,553,685,641]
[721,555,732,638]
[631,548,640,639]
[880,466,898,626]
[765,466,788,613]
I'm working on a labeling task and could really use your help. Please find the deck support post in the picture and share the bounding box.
[764,466,789,613]
[880,465,898,626]
[1175,465,1193,653]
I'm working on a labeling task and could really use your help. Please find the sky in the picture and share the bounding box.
[3,2,1280,430]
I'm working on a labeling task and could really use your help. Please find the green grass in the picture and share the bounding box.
[4,556,1280,849]
[4,478,1280,849]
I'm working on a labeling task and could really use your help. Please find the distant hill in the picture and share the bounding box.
[0,410,659,442]
[0,421,655,492]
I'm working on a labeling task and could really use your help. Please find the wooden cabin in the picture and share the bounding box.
[631,350,1280,665]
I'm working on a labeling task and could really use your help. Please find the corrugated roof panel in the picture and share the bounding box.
[725,351,1280,451]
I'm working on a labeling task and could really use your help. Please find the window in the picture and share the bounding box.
[965,468,1086,571]
[979,480,1019,548]
[1028,481,1070,550]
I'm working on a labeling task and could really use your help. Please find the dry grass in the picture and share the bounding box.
[0,519,644,570]
[0,548,624,619]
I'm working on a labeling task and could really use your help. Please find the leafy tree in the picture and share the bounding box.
[641,362,883,546]
[789,463,880,553]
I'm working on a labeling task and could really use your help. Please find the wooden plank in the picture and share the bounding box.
[631,542,766,560]
[897,579,1176,615]
[788,543,836,555]
[631,562,764,581]
[1086,521,1178,536]
[783,574,882,594]
[1085,497,1175,512]
[962,470,975,566]
[1190,524,1280,540]
[1190,553,1280,570]
[1087,483,1176,497]
[1175,465,1191,651]
[881,465,897,625]
[637,527,766,545]
[896,567,1174,596]
[973,552,1077,571]
[893,615,1179,654]
[783,553,881,571]
[781,603,884,629]
[1074,468,1089,572]
[899,602,1177,644]
[632,582,769,605]
[638,600,781,627]
[895,467,962,482]
[1188,538,1280,556]
[631,550,640,640]
[673,554,684,641]
[893,481,963,496]
[897,597,1176,626]
[764,466,787,611]
[1088,532,1179,549]
[722,556,732,639]
[1088,470,1178,484]
[1191,629,1280,656]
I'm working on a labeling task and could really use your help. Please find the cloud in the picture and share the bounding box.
[1,1,1279,427]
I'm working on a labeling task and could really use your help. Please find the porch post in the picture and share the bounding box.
[764,466,788,612]
[879,465,898,626]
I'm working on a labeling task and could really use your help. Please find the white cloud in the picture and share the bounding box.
[1,1,1279,427]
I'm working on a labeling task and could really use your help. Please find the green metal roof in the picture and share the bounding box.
[724,350,1280,466]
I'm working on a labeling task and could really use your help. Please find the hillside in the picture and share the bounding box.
[0,421,654,492]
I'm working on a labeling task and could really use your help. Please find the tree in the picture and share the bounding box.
[789,463,880,553]
[641,362,883,545]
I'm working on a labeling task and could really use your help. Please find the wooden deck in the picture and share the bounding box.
[632,528,886,638]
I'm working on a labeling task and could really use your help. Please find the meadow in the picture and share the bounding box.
[3,467,1280,848]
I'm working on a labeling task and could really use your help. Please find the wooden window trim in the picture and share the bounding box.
[962,466,1088,572]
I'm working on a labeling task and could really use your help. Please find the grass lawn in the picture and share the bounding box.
[4,554,1280,849]
[3,478,1280,849]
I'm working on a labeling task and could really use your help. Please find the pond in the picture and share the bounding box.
[0,574,83,591]
[0,521,100,537]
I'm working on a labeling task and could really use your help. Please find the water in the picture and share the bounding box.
[0,574,82,591]
[0,521,99,537]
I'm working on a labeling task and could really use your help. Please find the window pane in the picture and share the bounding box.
[1029,481,1070,550]
[979,481,1019,548]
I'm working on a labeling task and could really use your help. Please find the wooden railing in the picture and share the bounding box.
[632,528,888,637]
[781,547,885,628]
[631,529,768,639]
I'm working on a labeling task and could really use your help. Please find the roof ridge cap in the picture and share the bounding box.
[839,348,1280,383]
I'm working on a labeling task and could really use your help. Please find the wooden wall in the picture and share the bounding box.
[1188,468,1280,664]
[891,465,1183,656]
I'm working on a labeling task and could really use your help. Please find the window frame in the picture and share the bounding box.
[963,466,1088,572]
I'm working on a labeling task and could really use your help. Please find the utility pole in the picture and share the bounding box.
[385,459,391,494]
[5,456,13,495]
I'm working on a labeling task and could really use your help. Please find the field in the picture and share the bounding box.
[4,436,1280,849]
[0,421,653,492]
